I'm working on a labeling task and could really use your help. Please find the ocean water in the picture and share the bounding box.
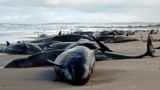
[0,23,156,44]
[0,24,70,44]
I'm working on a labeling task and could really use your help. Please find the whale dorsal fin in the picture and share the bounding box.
[6,41,10,46]
[58,31,62,36]
[47,59,62,68]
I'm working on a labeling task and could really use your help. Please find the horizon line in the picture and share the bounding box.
[0,22,160,25]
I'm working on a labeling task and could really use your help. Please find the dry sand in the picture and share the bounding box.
[0,32,160,90]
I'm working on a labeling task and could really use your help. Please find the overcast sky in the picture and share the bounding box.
[0,0,160,24]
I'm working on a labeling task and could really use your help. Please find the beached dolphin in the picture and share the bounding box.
[0,41,43,54]
[48,46,95,85]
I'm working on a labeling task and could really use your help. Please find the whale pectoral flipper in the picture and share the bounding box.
[91,35,113,52]
[47,59,62,68]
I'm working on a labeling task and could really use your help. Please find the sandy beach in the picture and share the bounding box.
[0,32,160,90]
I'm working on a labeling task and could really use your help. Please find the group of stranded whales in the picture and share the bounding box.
[4,34,156,85]
[0,38,99,55]
[30,30,140,43]
[4,38,108,68]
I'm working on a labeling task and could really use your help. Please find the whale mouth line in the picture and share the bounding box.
[71,64,75,81]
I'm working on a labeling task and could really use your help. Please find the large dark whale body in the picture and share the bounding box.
[48,46,95,85]
[52,34,92,42]
[30,34,92,43]
[38,41,62,50]
[0,41,43,54]
[65,39,99,50]
[39,39,101,51]
[46,42,72,51]
[104,35,139,43]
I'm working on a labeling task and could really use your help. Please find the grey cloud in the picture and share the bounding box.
[0,0,159,13]
[0,0,45,7]
[0,0,160,23]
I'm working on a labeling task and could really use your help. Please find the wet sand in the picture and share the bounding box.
[0,32,160,90]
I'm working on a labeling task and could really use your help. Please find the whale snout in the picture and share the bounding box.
[69,64,90,85]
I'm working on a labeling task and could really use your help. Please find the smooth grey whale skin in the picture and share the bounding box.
[48,46,95,85]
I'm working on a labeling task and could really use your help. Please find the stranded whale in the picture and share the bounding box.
[0,41,43,54]
[48,46,95,85]
[93,34,155,59]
